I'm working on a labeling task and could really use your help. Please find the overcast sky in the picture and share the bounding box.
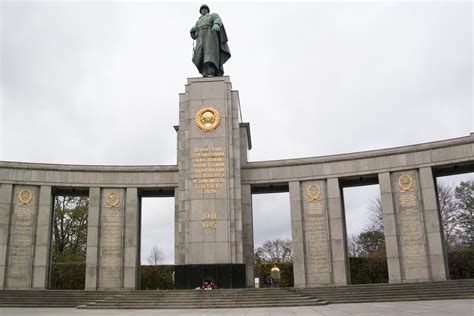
[1,1,472,264]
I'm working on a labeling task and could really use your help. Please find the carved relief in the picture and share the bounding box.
[195,107,221,132]
[106,192,120,208]
[399,175,414,192]
[18,189,33,205]
[306,184,321,201]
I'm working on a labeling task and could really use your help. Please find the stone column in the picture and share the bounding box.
[391,170,430,282]
[419,167,447,280]
[327,178,349,286]
[85,187,100,290]
[123,188,139,289]
[175,190,185,265]
[98,188,125,289]
[32,186,52,289]
[0,184,13,289]
[241,184,254,287]
[289,181,306,288]
[6,186,38,289]
[378,172,402,283]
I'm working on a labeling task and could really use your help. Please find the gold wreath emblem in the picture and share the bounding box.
[195,107,221,132]
[307,184,321,201]
[18,189,33,205]
[399,175,414,192]
[106,192,120,208]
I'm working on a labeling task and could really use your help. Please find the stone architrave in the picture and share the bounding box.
[6,186,38,289]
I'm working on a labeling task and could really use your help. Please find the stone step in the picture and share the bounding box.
[293,280,474,304]
[318,295,472,304]
[2,296,314,303]
[79,301,328,309]
[78,288,326,309]
[1,280,472,309]
[299,280,474,292]
[300,287,473,296]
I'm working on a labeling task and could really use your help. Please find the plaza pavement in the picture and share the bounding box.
[0,299,472,316]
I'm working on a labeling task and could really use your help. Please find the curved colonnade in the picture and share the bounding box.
[0,133,472,290]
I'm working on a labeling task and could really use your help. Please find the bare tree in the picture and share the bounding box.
[348,235,359,257]
[438,182,462,248]
[147,244,164,265]
[254,239,292,263]
[439,181,473,248]
[454,181,473,246]
[348,230,385,257]
[367,197,384,232]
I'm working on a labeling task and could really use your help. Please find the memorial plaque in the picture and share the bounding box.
[99,190,124,288]
[398,192,425,267]
[7,186,37,288]
[393,171,429,280]
[191,146,225,194]
[302,181,330,284]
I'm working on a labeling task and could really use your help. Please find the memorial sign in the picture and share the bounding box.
[302,181,331,285]
[393,171,430,281]
[6,187,37,288]
[99,190,124,289]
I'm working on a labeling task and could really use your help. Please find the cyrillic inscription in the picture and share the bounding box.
[306,201,329,275]
[101,208,122,279]
[192,147,225,193]
[398,192,425,267]
[8,207,34,277]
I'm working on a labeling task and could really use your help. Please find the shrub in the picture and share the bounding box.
[349,256,388,284]
[140,265,174,290]
[50,262,85,289]
[448,246,474,279]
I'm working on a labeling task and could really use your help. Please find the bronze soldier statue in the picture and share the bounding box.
[190,4,231,77]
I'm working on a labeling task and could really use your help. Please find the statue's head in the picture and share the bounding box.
[199,4,210,15]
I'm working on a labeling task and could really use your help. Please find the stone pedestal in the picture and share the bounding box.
[176,77,250,288]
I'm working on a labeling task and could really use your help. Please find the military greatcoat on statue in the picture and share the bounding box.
[191,4,231,77]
